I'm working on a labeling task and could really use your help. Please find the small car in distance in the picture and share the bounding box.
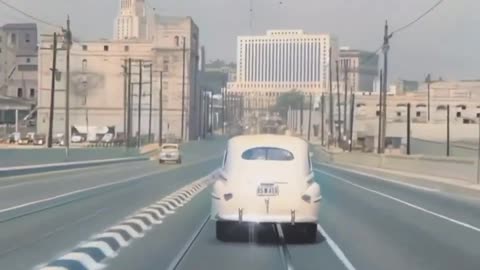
[17,134,30,145]
[33,134,46,145]
[211,135,321,243]
[158,144,182,164]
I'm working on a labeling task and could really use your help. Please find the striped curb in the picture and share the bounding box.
[36,171,217,270]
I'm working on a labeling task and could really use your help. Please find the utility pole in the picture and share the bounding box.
[47,32,58,148]
[159,71,163,146]
[307,93,313,141]
[377,69,384,154]
[222,87,226,135]
[300,96,304,136]
[123,59,128,146]
[477,120,480,184]
[328,47,334,146]
[381,20,392,154]
[137,60,143,148]
[148,64,153,143]
[180,36,186,141]
[209,92,214,134]
[127,58,132,147]
[321,93,325,146]
[63,16,72,155]
[349,93,355,152]
[336,60,341,147]
[198,89,203,139]
[447,105,450,157]
[426,73,431,122]
[407,103,411,155]
[343,59,349,135]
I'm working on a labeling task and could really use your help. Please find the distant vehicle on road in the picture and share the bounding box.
[33,134,46,145]
[17,135,30,145]
[71,135,84,143]
[211,134,321,242]
[8,132,21,144]
[158,144,182,164]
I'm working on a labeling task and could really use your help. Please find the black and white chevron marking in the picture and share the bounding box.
[38,172,216,270]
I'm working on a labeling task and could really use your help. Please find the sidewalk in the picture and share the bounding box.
[318,160,480,197]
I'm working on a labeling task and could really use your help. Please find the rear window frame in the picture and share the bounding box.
[241,147,294,161]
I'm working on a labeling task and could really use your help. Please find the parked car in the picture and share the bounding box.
[101,133,114,143]
[158,144,182,164]
[71,135,84,143]
[17,135,30,145]
[211,135,321,243]
[53,133,64,146]
[33,134,46,145]
[8,132,21,144]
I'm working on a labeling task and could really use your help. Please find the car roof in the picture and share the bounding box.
[228,135,307,152]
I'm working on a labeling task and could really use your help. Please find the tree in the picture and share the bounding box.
[274,90,305,117]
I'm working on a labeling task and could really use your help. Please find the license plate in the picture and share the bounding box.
[257,184,279,196]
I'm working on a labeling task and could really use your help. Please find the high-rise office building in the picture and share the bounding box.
[230,30,338,94]
[114,0,147,40]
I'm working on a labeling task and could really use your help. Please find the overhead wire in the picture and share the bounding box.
[0,0,62,29]
[391,0,445,35]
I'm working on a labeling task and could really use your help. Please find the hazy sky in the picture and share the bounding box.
[1,0,478,81]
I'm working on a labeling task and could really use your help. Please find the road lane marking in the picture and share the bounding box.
[0,155,222,215]
[37,172,216,270]
[315,169,480,233]
[317,223,356,270]
[316,163,439,192]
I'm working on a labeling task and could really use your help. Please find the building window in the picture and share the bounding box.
[174,36,180,47]
[26,58,31,63]
[82,45,88,51]
[124,45,129,52]
[30,88,35,98]
[456,112,461,118]
[416,111,421,117]
[376,110,380,116]
[104,45,109,51]
[397,112,401,117]
[477,113,480,118]
[11,33,16,45]
[25,33,30,43]
[17,88,23,97]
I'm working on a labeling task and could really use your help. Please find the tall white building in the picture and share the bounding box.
[114,0,147,40]
[230,30,338,93]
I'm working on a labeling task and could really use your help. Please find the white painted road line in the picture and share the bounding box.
[316,169,480,233]
[58,252,104,270]
[317,223,356,270]
[79,241,116,258]
[40,171,217,270]
[0,154,222,215]
[317,163,439,192]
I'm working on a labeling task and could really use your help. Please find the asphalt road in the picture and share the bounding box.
[102,163,480,270]
[2,140,480,270]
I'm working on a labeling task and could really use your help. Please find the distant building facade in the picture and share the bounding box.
[339,47,378,92]
[114,0,148,40]
[38,3,200,141]
[228,29,339,109]
[0,23,38,102]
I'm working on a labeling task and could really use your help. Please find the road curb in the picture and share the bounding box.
[0,156,148,178]
[36,171,217,270]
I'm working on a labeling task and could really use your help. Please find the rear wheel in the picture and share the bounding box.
[177,158,182,164]
[282,223,317,243]
[216,221,249,242]
[159,159,163,164]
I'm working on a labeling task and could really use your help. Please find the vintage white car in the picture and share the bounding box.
[158,143,182,164]
[211,135,321,242]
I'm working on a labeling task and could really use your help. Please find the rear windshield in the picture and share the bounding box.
[241,147,294,161]
[162,145,178,150]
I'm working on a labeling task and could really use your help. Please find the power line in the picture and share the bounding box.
[0,0,61,29]
[391,0,445,35]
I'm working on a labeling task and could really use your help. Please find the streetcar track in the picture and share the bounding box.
[166,215,211,270]
[275,223,295,270]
